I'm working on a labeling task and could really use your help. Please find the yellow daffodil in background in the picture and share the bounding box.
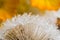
[0,0,19,23]
[30,0,60,11]
[0,9,12,22]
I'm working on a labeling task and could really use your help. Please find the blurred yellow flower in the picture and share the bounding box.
[30,0,60,11]
[0,0,19,23]
[0,9,12,22]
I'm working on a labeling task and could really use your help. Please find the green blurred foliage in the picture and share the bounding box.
[17,0,30,14]
[17,0,40,15]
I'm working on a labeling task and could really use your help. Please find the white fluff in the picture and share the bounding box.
[0,11,60,40]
